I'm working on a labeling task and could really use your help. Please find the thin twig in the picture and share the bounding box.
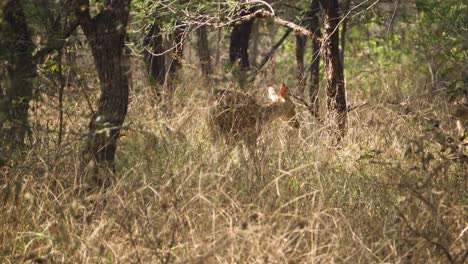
[347,102,368,112]
[291,94,320,120]
[56,49,65,151]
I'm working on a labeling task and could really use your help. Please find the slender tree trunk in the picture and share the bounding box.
[56,49,65,151]
[167,23,186,90]
[296,34,307,96]
[340,0,351,67]
[229,10,254,70]
[76,0,131,171]
[215,27,222,68]
[250,21,260,68]
[64,34,79,85]
[0,0,36,148]
[196,25,213,76]
[308,0,322,117]
[143,20,166,94]
[321,0,347,139]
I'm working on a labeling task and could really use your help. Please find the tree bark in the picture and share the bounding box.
[215,27,222,67]
[0,0,36,148]
[196,25,213,76]
[56,49,65,151]
[308,0,322,117]
[229,10,254,70]
[167,23,186,90]
[143,20,166,92]
[340,0,351,67]
[75,0,131,171]
[296,34,307,96]
[250,21,260,68]
[321,0,347,139]
[233,9,316,38]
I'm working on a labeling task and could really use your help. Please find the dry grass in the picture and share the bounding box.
[1,62,467,263]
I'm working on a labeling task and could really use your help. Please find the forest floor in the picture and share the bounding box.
[1,66,467,263]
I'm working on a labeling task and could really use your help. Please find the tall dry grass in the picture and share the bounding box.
[1,59,466,263]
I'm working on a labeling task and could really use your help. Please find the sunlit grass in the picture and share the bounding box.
[1,62,466,263]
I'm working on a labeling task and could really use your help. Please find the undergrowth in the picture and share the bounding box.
[1,67,467,263]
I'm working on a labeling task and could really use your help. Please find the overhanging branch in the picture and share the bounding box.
[233,9,319,41]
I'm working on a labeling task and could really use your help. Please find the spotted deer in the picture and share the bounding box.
[207,83,299,161]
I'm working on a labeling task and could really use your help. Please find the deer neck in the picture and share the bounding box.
[260,103,285,125]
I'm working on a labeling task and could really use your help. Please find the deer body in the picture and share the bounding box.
[207,84,298,157]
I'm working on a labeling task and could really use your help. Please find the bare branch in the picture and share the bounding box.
[257,29,292,70]
[234,9,317,39]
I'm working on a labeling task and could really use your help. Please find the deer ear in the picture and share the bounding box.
[268,86,279,102]
[279,83,288,98]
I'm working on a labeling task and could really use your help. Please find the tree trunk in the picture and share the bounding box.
[229,11,254,70]
[76,0,131,171]
[0,0,36,148]
[143,20,166,93]
[196,25,213,76]
[56,49,65,151]
[167,23,186,90]
[296,34,307,96]
[250,21,260,68]
[308,0,322,117]
[321,0,347,139]
[340,0,351,67]
[215,27,222,68]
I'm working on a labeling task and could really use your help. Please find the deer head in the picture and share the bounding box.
[266,83,299,129]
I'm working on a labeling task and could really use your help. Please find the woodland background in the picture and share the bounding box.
[0,0,467,263]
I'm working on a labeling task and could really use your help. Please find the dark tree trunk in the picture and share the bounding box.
[0,1,77,159]
[196,25,213,76]
[167,23,186,90]
[0,0,36,148]
[229,11,254,70]
[296,34,307,96]
[76,0,131,171]
[321,0,347,139]
[340,0,351,67]
[308,0,322,117]
[56,49,65,151]
[143,20,166,91]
